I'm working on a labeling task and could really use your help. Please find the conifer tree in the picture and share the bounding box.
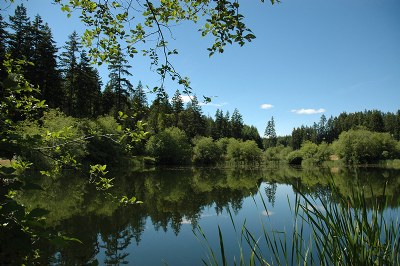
[60,31,82,115]
[0,14,8,80]
[131,81,148,121]
[148,91,173,133]
[171,89,184,127]
[180,95,206,138]
[29,15,63,108]
[107,47,133,115]
[76,50,102,117]
[7,4,32,62]
[213,109,224,139]
[264,116,277,148]
[231,108,244,139]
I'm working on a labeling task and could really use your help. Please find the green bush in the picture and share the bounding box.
[192,137,223,164]
[226,138,262,165]
[300,141,331,165]
[145,127,192,164]
[15,109,87,169]
[334,129,398,164]
[81,116,129,165]
[265,145,293,164]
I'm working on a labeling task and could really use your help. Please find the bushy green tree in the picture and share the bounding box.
[192,137,223,164]
[300,141,331,165]
[16,109,87,169]
[264,145,292,164]
[334,129,398,164]
[145,127,191,164]
[226,138,262,165]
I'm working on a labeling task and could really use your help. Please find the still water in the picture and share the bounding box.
[19,166,400,265]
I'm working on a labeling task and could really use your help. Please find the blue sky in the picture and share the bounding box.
[2,0,400,136]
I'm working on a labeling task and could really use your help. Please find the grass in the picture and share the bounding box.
[195,183,400,265]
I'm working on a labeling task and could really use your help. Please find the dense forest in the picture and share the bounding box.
[1,5,400,167]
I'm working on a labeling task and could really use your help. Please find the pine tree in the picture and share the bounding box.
[60,31,82,115]
[0,14,8,79]
[231,108,244,139]
[28,15,63,108]
[7,4,32,61]
[264,116,277,148]
[316,114,327,143]
[213,109,224,139]
[107,47,133,115]
[171,89,184,127]
[222,110,231,138]
[148,91,173,133]
[131,81,148,121]
[76,50,102,117]
[180,95,206,138]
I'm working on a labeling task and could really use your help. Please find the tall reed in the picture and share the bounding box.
[195,183,400,265]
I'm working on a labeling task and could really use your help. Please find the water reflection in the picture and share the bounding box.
[17,166,400,265]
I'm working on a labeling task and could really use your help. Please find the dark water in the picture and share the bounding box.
[18,166,400,265]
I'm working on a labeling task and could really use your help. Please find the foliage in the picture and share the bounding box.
[300,141,332,165]
[334,129,398,164]
[286,150,303,165]
[145,127,192,164]
[192,137,223,165]
[226,138,263,165]
[264,145,292,163]
[264,116,277,148]
[198,184,400,265]
[15,109,87,170]
[80,115,130,165]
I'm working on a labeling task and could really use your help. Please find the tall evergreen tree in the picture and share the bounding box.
[213,109,224,139]
[222,110,231,138]
[7,4,32,63]
[0,14,8,80]
[231,108,244,139]
[76,50,102,117]
[107,47,133,115]
[264,116,277,148]
[171,89,184,127]
[28,15,63,108]
[131,81,148,122]
[60,31,82,115]
[316,114,327,143]
[180,95,206,138]
[148,91,173,133]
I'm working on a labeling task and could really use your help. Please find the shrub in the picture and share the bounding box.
[334,129,398,164]
[81,116,129,165]
[145,127,192,164]
[300,141,331,165]
[192,137,223,164]
[226,138,262,165]
[15,109,87,169]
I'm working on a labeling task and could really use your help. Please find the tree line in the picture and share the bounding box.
[0,4,262,147]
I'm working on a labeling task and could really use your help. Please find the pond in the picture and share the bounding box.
[18,166,400,265]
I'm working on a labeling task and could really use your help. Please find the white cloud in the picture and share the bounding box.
[291,108,326,115]
[261,103,274,109]
[180,95,193,103]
